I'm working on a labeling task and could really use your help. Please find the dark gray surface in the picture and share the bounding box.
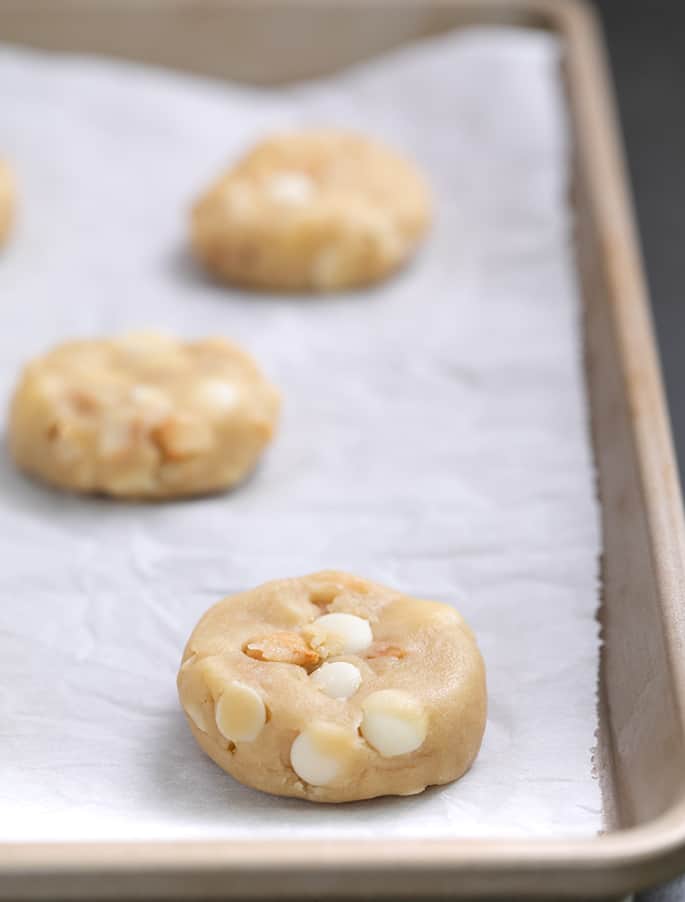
[595,0,685,474]
[593,1,685,900]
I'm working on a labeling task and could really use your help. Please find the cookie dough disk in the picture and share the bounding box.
[0,161,15,246]
[8,333,280,499]
[190,129,432,292]
[178,571,486,803]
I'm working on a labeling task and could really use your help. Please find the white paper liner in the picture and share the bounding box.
[0,27,602,840]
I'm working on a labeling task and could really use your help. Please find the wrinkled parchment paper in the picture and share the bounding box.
[0,28,602,840]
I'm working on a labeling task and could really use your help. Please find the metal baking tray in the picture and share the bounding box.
[1,0,685,898]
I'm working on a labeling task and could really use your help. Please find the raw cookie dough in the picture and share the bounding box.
[190,129,432,292]
[0,161,15,246]
[8,332,280,499]
[178,571,486,803]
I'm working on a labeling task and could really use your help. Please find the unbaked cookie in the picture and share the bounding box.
[8,332,280,499]
[0,161,15,246]
[190,129,432,292]
[178,571,486,803]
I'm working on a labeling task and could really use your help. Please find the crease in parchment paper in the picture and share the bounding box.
[0,27,602,840]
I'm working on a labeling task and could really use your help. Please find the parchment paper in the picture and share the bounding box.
[0,28,602,840]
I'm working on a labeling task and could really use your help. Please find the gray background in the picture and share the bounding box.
[594,1,685,899]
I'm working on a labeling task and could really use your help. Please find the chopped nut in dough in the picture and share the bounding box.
[366,641,406,659]
[244,632,320,670]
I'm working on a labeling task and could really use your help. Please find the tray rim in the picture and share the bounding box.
[2,0,685,897]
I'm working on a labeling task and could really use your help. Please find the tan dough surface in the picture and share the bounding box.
[8,333,280,499]
[0,160,15,246]
[178,571,486,803]
[190,129,432,292]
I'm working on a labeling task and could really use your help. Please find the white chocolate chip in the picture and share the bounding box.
[310,661,362,699]
[197,379,239,411]
[184,700,210,734]
[215,681,266,743]
[267,171,315,205]
[130,384,173,424]
[130,384,168,406]
[290,722,356,786]
[361,689,427,757]
[97,415,131,458]
[290,731,338,786]
[304,613,373,657]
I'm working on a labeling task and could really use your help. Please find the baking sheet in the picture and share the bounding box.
[0,27,602,840]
